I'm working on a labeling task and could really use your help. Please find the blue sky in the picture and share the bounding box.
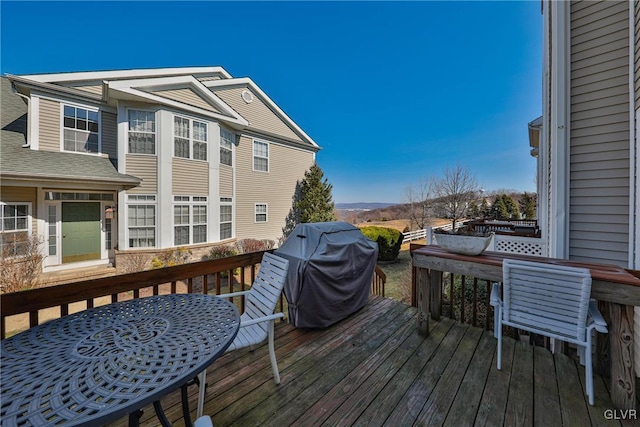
[1,1,542,204]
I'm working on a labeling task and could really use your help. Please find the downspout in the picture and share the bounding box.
[11,83,31,147]
[629,0,639,271]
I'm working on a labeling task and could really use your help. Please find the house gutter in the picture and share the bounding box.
[11,82,31,147]
[628,2,639,271]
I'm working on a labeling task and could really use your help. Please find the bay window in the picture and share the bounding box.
[174,196,208,245]
[128,110,156,154]
[220,128,234,166]
[220,197,233,240]
[127,195,156,248]
[174,116,208,161]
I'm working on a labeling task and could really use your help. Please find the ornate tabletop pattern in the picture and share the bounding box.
[1,294,239,426]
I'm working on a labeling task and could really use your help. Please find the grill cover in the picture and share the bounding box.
[275,222,378,328]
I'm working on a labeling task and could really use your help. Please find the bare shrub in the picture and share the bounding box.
[118,252,151,274]
[0,233,43,294]
[237,238,275,254]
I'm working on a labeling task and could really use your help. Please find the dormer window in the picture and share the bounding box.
[63,105,99,153]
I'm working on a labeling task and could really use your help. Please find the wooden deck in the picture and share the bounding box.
[107,297,632,427]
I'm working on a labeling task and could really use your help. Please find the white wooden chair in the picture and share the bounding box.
[490,258,608,405]
[196,252,289,417]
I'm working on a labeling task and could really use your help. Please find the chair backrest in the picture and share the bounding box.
[243,252,289,322]
[502,259,592,343]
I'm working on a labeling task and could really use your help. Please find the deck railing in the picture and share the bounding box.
[1,250,387,339]
[410,244,494,330]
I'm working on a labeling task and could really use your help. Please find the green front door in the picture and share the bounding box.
[62,202,101,263]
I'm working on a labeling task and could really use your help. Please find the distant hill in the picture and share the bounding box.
[336,202,397,210]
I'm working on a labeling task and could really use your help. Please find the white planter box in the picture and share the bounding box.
[434,233,494,256]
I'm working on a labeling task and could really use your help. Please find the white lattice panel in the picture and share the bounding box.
[494,236,545,257]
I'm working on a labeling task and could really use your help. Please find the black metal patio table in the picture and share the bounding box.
[0,293,240,427]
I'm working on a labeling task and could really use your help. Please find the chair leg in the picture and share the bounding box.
[496,307,503,370]
[197,369,206,418]
[268,320,280,384]
[586,336,594,405]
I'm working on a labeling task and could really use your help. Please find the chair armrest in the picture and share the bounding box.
[490,283,502,307]
[217,291,250,299]
[241,312,285,327]
[588,300,608,333]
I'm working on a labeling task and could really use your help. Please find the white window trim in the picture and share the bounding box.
[127,109,157,156]
[126,194,157,248]
[59,102,101,155]
[252,139,270,173]
[0,202,33,257]
[172,196,208,246]
[173,114,209,162]
[254,203,268,223]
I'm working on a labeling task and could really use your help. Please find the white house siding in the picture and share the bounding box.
[212,87,304,143]
[569,0,630,266]
[172,157,208,196]
[38,98,60,152]
[151,88,225,115]
[234,135,314,243]
[125,155,158,194]
[101,111,117,160]
[219,165,233,197]
[1,186,37,235]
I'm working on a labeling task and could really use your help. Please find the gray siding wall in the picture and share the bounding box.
[153,88,224,114]
[172,158,208,195]
[39,98,60,152]
[569,0,630,267]
[234,135,314,242]
[101,111,117,160]
[635,0,640,104]
[213,87,304,143]
[125,155,158,194]
[219,165,233,197]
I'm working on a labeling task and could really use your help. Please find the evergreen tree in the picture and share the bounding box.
[467,200,481,219]
[519,192,537,219]
[294,163,336,224]
[492,194,520,220]
[480,198,491,218]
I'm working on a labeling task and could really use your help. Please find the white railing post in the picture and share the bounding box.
[426,227,434,245]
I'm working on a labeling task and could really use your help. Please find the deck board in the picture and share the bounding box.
[442,330,496,426]
[534,345,562,426]
[105,297,626,427]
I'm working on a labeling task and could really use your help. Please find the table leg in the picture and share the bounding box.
[182,384,193,426]
[128,410,143,427]
[153,400,172,427]
[609,302,635,410]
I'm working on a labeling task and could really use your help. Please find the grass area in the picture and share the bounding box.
[377,249,413,304]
